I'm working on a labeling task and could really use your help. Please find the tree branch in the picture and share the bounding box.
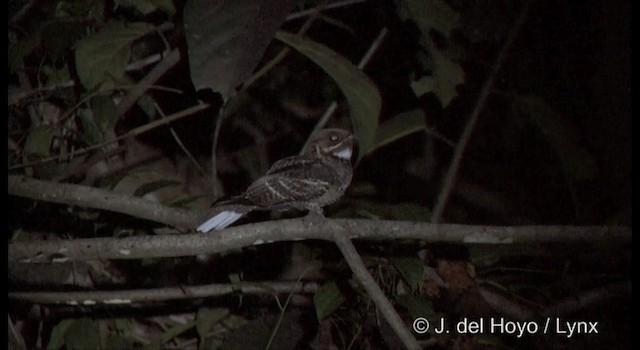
[9,281,319,305]
[333,233,421,349]
[8,212,630,263]
[9,175,200,229]
[116,49,182,117]
[431,0,534,222]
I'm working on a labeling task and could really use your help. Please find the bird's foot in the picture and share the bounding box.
[304,208,325,226]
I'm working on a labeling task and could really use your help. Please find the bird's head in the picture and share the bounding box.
[304,128,357,161]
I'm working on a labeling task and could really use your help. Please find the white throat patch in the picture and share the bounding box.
[333,148,352,160]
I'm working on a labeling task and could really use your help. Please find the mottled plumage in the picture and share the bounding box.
[197,129,355,233]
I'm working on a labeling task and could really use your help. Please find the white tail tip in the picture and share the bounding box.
[197,211,244,233]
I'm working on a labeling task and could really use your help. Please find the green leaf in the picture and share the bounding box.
[47,319,75,350]
[132,179,181,197]
[24,126,56,156]
[144,319,199,350]
[518,96,598,183]
[275,31,382,159]
[105,324,137,350]
[391,257,424,290]
[75,21,155,90]
[395,295,436,321]
[91,95,119,138]
[372,109,426,153]
[314,282,346,321]
[196,307,229,338]
[396,0,464,107]
[78,108,104,145]
[64,318,101,350]
[411,46,465,106]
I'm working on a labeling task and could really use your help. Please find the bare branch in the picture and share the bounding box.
[8,214,630,263]
[116,49,182,117]
[9,281,319,305]
[431,0,534,222]
[333,233,421,349]
[9,102,210,171]
[285,0,367,21]
[8,175,200,229]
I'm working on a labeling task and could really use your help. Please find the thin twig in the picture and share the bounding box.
[9,0,42,25]
[265,267,313,350]
[332,233,421,350]
[117,49,181,117]
[155,103,210,178]
[430,0,534,223]
[9,175,200,230]
[9,103,210,170]
[210,8,324,196]
[209,106,225,198]
[357,27,387,70]
[301,27,388,153]
[285,0,367,21]
[241,3,324,90]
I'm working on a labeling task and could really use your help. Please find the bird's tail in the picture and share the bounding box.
[197,198,256,233]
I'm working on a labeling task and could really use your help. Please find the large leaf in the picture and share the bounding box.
[276,31,382,158]
[184,0,296,100]
[75,21,155,90]
[372,109,426,154]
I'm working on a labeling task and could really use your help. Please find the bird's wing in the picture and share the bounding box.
[265,155,318,175]
[244,157,336,207]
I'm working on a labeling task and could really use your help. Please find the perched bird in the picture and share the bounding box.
[197,128,356,233]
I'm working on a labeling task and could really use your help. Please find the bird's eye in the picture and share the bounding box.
[330,134,338,141]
